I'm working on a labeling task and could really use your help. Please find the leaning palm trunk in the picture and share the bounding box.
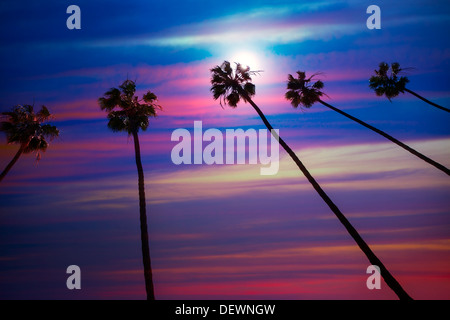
[132,131,155,300]
[0,142,26,183]
[404,88,450,113]
[240,89,412,300]
[318,99,450,176]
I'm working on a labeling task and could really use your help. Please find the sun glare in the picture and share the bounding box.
[229,51,262,70]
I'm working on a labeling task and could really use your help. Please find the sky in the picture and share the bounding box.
[0,0,449,300]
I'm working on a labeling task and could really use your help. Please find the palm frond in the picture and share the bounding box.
[98,88,121,111]
[285,90,302,108]
[41,124,60,139]
[36,106,51,121]
[143,91,157,104]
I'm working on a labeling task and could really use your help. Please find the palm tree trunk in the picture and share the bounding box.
[404,88,450,113]
[0,143,26,183]
[132,131,155,300]
[318,99,450,176]
[240,90,412,300]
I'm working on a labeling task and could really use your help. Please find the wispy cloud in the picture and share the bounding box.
[80,3,449,51]
[90,22,359,49]
[6,137,442,207]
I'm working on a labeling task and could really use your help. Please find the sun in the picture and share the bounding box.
[229,51,262,70]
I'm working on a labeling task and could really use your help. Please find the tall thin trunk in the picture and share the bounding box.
[318,99,449,176]
[0,143,26,183]
[240,90,412,300]
[404,88,450,113]
[132,131,155,300]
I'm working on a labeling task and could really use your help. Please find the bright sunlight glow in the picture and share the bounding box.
[229,51,263,70]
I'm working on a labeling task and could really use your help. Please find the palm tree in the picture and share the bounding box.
[369,62,450,113]
[98,79,162,300]
[0,104,59,183]
[285,71,449,176]
[210,61,412,300]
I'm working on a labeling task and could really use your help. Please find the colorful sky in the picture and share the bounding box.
[0,0,449,299]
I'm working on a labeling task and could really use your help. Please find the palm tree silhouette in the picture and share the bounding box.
[286,71,449,176]
[369,62,450,113]
[98,80,162,300]
[210,61,412,300]
[0,105,59,183]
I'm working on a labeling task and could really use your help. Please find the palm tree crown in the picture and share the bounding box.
[369,62,449,113]
[1,104,59,157]
[369,62,409,101]
[210,61,258,107]
[285,71,325,108]
[98,80,162,134]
